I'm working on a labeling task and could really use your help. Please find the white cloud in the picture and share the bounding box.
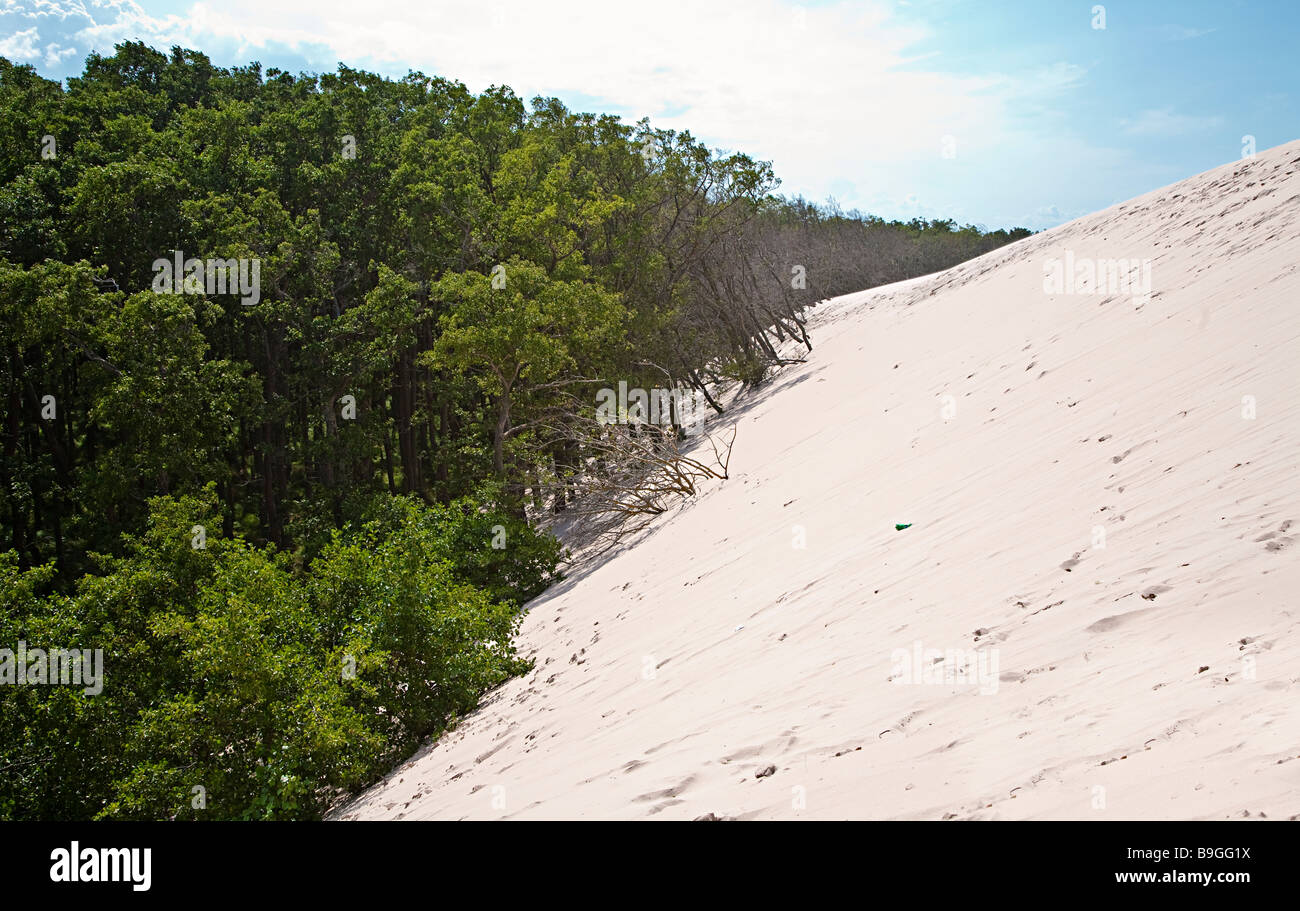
[0,25,40,58]
[37,3,1069,155]
[0,0,117,22]
[44,40,76,65]
[1157,25,1216,42]
[0,0,1134,227]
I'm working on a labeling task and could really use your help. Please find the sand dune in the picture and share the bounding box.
[336,140,1300,820]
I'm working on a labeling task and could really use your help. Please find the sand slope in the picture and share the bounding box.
[337,140,1300,820]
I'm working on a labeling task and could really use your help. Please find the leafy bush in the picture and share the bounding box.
[358,490,566,607]
[0,490,556,820]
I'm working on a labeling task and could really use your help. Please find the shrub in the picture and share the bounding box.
[0,489,556,820]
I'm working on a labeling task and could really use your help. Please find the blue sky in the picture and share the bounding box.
[2,0,1295,230]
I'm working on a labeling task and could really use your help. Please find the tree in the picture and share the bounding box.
[428,258,626,481]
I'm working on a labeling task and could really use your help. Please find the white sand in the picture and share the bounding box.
[337,140,1300,820]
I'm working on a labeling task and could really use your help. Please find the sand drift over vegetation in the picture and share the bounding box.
[338,140,1300,820]
[0,44,1029,820]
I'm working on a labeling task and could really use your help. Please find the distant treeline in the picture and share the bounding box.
[0,43,1029,819]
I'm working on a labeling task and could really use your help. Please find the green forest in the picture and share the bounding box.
[0,43,1031,819]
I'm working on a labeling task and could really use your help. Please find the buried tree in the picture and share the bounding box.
[428,257,626,483]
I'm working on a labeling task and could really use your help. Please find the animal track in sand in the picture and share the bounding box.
[633,774,698,802]
[1026,600,1063,618]
[720,743,766,763]
[1086,609,1149,633]
[646,799,686,814]
[1264,520,1294,551]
